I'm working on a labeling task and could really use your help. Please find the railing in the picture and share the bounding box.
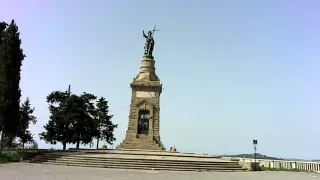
[222,157,320,172]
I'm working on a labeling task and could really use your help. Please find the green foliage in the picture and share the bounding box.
[39,86,73,150]
[17,98,37,148]
[94,97,117,149]
[0,155,8,163]
[26,140,38,149]
[40,85,117,150]
[68,93,97,148]
[0,151,20,162]
[0,19,25,150]
[40,85,118,150]
[0,150,41,163]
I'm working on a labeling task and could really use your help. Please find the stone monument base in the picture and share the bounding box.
[116,134,165,151]
[28,149,248,172]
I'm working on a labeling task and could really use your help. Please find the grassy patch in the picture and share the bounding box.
[0,156,8,164]
[0,149,53,164]
[1,149,47,162]
[0,154,8,164]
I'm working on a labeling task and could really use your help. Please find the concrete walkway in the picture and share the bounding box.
[0,163,319,180]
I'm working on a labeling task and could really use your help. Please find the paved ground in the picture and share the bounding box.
[1,163,320,180]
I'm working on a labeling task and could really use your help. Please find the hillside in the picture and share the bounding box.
[221,153,282,160]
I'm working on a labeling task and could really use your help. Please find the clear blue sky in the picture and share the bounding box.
[1,0,320,160]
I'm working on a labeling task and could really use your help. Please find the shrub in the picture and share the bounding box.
[0,151,20,162]
[0,154,8,164]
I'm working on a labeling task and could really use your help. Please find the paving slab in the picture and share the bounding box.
[0,163,319,180]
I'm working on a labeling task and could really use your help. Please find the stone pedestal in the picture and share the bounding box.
[117,56,165,151]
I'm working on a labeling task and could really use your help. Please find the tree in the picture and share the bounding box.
[68,93,97,149]
[0,20,25,152]
[0,22,8,151]
[40,86,98,150]
[26,140,38,149]
[94,97,117,149]
[39,85,72,150]
[17,98,37,151]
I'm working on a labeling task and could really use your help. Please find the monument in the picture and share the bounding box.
[117,26,165,150]
[28,27,249,173]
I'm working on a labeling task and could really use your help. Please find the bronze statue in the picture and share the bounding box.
[142,26,159,57]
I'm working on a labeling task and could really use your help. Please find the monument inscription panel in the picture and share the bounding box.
[136,91,155,98]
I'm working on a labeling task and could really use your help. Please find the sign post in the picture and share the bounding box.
[253,139,258,171]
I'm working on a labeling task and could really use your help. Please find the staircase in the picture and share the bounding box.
[117,135,165,150]
[27,150,247,172]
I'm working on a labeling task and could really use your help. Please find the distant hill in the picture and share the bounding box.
[218,153,314,161]
[221,153,283,160]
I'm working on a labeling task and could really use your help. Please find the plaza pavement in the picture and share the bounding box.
[0,163,319,180]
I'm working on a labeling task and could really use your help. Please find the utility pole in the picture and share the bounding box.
[253,139,258,171]
[63,85,71,150]
[0,129,3,154]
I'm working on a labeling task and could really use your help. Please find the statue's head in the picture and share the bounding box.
[0,22,8,31]
[148,31,152,36]
[0,22,8,26]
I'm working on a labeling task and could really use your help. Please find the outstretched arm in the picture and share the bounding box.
[142,30,147,38]
[0,22,8,32]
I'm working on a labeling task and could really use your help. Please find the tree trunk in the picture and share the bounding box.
[96,138,99,150]
[0,130,4,153]
[62,142,66,150]
[6,134,14,148]
[76,133,80,149]
[76,141,80,149]
[21,142,24,162]
[96,123,101,150]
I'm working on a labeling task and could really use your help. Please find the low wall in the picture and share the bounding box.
[222,157,320,172]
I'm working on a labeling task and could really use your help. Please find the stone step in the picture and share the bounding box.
[31,159,243,168]
[36,153,229,162]
[119,145,162,150]
[121,142,160,147]
[29,159,245,171]
[36,153,223,163]
[119,147,163,151]
[32,156,240,165]
[81,149,214,158]
[117,146,162,150]
[118,142,163,150]
[123,140,158,143]
[117,135,164,150]
[27,150,247,172]
[29,161,245,172]
[32,150,221,163]
[122,140,159,145]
